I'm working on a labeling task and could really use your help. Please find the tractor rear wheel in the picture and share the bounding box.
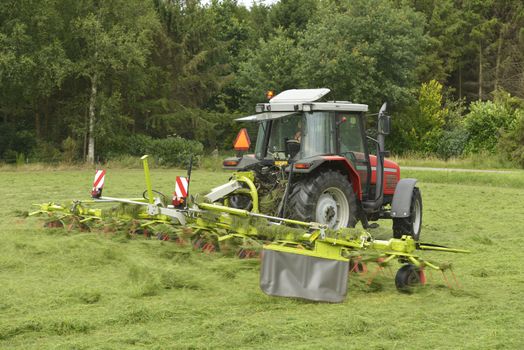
[287,170,358,229]
[393,187,422,240]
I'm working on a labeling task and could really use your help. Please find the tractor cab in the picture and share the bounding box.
[226,89,373,197]
[223,89,422,240]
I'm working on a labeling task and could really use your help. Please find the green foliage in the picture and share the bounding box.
[29,141,61,163]
[0,0,523,167]
[269,0,318,38]
[148,137,204,167]
[433,127,469,159]
[98,134,203,167]
[296,0,426,107]
[0,127,36,161]
[463,100,517,154]
[235,31,301,111]
[393,80,448,154]
[61,137,78,164]
[498,112,524,167]
[418,80,447,153]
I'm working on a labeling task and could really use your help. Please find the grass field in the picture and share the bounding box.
[0,167,523,349]
[391,153,518,170]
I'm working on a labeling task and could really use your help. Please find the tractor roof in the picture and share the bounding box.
[270,88,331,103]
[235,88,368,122]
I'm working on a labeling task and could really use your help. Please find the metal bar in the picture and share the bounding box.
[279,160,294,217]
[236,176,259,213]
[141,155,154,205]
[197,202,320,228]
[96,196,149,206]
[80,198,147,203]
[408,256,421,267]
[418,244,470,254]
[95,196,187,225]
[185,155,193,209]
[380,254,396,264]
[422,260,441,271]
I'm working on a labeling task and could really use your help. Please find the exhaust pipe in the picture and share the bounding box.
[363,102,388,212]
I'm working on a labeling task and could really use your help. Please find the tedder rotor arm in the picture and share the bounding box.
[197,202,326,230]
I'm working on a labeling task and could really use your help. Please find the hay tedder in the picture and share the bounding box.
[30,89,469,302]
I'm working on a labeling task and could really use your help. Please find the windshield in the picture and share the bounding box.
[254,111,337,160]
[267,114,302,157]
[301,112,335,157]
[254,121,268,159]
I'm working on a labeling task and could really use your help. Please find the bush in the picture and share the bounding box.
[0,125,36,162]
[498,113,524,168]
[96,133,204,168]
[29,141,62,162]
[391,80,447,155]
[147,136,204,167]
[96,134,151,160]
[463,100,516,154]
[435,127,469,159]
[2,150,18,164]
[61,137,78,163]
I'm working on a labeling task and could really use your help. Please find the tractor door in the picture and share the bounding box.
[337,113,371,197]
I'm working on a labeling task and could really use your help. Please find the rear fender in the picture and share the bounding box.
[291,156,362,200]
[391,178,418,218]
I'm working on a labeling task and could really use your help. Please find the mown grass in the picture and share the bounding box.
[0,167,523,349]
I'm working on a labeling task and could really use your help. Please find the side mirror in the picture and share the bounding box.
[378,102,387,115]
[377,102,390,135]
[378,114,391,135]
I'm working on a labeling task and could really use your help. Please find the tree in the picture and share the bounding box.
[296,0,426,108]
[72,0,159,163]
[498,111,524,167]
[463,93,519,154]
[0,0,70,137]
[410,0,468,88]
[270,0,318,39]
[235,30,301,111]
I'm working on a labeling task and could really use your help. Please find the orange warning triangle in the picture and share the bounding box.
[234,128,251,151]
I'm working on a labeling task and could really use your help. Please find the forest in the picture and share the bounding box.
[0,0,523,167]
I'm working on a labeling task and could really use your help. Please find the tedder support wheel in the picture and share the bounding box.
[395,264,422,293]
[287,170,358,230]
[393,187,422,241]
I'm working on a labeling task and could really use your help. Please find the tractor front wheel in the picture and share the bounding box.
[287,170,358,230]
[393,187,422,241]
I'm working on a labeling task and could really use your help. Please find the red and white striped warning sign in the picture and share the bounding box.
[175,176,189,197]
[92,170,106,191]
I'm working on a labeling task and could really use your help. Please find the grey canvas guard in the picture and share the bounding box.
[260,249,349,303]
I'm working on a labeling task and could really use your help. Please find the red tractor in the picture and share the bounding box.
[223,89,422,240]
